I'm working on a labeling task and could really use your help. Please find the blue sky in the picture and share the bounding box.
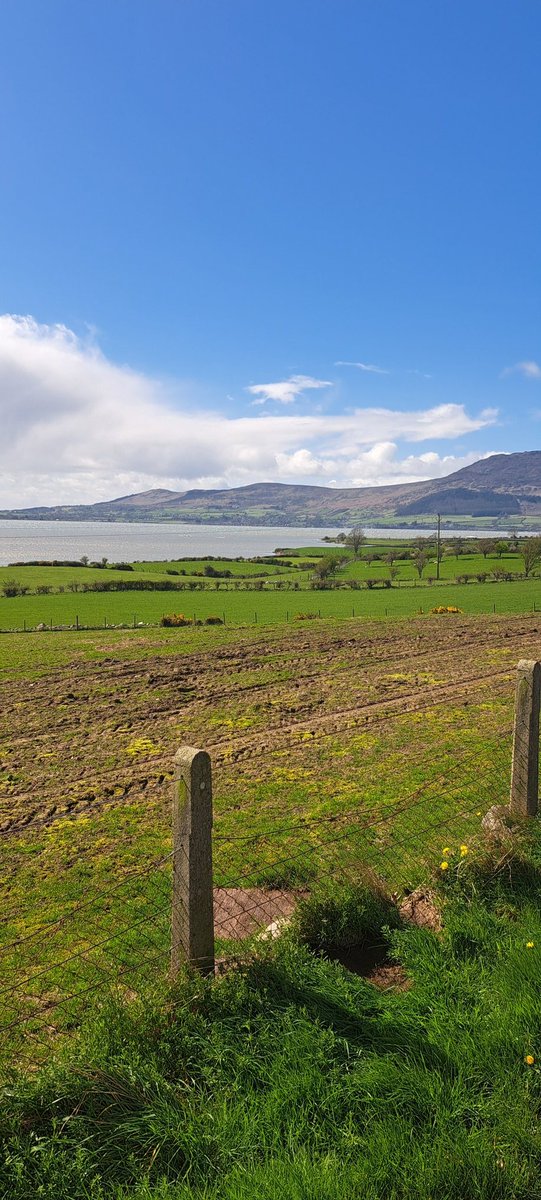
[0,0,539,505]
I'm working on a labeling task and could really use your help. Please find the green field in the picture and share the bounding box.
[1,539,539,631]
[0,575,540,630]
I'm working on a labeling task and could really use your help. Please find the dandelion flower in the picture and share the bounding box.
[527,941,535,949]
[460,845,469,856]
[440,861,449,871]
[525,1055,535,1065]
[442,847,450,855]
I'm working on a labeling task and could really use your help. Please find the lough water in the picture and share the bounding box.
[0,519,532,567]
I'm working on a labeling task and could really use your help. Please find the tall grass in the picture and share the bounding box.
[3,829,541,1199]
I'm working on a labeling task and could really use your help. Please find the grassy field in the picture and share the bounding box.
[0,540,539,630]
[0,575,539,629]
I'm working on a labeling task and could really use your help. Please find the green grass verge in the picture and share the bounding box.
[3,833,541,1199]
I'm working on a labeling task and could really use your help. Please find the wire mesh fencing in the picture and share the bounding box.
[0,828,175,1073]
[212,722,515,944]
[1,660,539,1077]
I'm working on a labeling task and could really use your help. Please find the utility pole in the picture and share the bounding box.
[436,513,441,580]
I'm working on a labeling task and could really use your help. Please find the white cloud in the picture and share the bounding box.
[0,315,498,506]
[501,360,541,380]
[339,446,496,487]
[246,374,332,405]
[335,360,389,374]
[275,444,496,488]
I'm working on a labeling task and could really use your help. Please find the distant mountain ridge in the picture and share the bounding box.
[2,451,541,527]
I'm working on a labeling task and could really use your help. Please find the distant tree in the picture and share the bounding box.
[388,564,399,583]
[450,537,465,559]
[345,525,366,558]
[412,551,429,579]
[495,540,509,560]
[100,557,109,568]
[384,551,396,566]
[522,537,541,578]
[313,554,344,582]
[80,555,89,567]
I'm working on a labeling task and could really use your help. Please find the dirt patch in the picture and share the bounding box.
[366,963,411,991]
[214,886,297,939]
[326,940,410,990]
[400,887,442,931]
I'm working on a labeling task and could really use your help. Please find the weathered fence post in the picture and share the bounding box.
[171,746,214,975]
[509,660,541,817]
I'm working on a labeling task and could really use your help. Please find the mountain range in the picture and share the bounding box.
[2,451,541,528]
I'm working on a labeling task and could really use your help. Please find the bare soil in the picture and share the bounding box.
[1,613,540,837]
[214,886,297,939]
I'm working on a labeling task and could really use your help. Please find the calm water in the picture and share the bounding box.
[0,519,534,567]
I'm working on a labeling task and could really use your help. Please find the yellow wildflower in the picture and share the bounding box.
[440,861,449,871]
[525,1055,535,1065]
[460,845,469,856]
[442,847,450,855]
[526,941,535,949]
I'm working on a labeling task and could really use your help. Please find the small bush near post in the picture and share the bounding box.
[290,880,399,953]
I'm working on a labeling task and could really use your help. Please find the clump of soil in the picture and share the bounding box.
[399,886,442,931]
[326,940,411,991]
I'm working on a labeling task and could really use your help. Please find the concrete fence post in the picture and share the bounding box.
[509,660,541,817]
[171,746,214,975]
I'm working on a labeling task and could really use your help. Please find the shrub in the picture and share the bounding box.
[291,879,399,953]
[430,605,463,614]
[205,615,224,625]
[160,613,191,627]
[294,612,320,620]
[1,579,27,597]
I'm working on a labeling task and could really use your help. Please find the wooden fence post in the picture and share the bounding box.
[171,746,214,975]
[509,660,541,817]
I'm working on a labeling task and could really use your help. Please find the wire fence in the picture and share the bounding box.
[0,663,536,1077]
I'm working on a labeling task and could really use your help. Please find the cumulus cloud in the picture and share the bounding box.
[501,360,541,380]
[0,315,498,506]
[275,444,496,488]
[246,374,332,405]
[335,360,389,374]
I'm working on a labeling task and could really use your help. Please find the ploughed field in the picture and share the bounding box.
[1,612,539,843]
